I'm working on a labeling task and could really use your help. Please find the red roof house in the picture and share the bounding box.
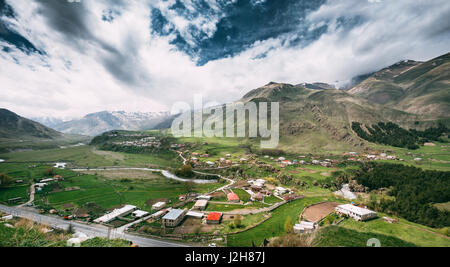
[207,212,223,224]
[227,192,240,203]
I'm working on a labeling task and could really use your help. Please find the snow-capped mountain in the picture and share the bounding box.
[45,111,171,137]
[31,116,66,129]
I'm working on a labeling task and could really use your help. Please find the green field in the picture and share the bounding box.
[313,225,416,247]
[227,197,323,247]
[34,170,221,212]
[0,145,180,168]
[339,215,450,247]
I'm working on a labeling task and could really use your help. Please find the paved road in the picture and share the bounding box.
[0,204,189,247]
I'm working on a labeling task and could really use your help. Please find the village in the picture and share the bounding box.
[1,131,447,247]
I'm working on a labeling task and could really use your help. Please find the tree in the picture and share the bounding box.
[44,167,55,176]
[0,173,13,187]
[234,215,242,228]
[176,164,194,178]
[284,217,294,233]
[184,181,195,194]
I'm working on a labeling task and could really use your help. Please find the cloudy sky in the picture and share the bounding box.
[0,0,449,119]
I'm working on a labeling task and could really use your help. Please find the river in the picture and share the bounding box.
[71,167,218,184]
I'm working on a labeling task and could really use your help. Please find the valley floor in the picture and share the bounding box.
[0,138,449,247]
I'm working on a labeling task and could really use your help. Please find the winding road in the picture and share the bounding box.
[0,204,188,247]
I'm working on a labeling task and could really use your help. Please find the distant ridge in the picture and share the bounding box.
[50,111,172,136]
[0,108,62,139]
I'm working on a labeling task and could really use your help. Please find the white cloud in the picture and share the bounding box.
[0,0,449,119]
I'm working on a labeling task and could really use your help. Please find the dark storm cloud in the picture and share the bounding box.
[0,0,42,54]
[151,0,330,65]
[34,0,150,87]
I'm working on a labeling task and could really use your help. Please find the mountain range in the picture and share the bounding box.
[34,111,172,137]
[1,52,449,152]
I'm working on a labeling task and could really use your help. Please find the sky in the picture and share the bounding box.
[0,0,449,119]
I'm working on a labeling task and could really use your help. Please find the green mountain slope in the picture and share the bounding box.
[240,83,429,153]
[349,53,450,118]
[0,108,62,139]
[0,108,89,153]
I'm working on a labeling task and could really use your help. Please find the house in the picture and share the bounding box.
[132,210,150,218]
[335,204,377,221]
[152,202,166,211]
[162,209,187,227]
[207,212,223,224]
[40,178,56,183]
[54,175,64,181]
[251,185,263,192]
[227,192,240,203]
[294,221,318,234]
[226,154,232,158]
[151,209,169,219]
[54,163,67,169]
[197,195,212,201]
[179,195,186,201]
[194,200,208,211]
[276,187,289,195]
[186,211,204,219]
[253,193,264,202]
[206,161,215,167]
[94,205,137,224]
[312,160,320,165]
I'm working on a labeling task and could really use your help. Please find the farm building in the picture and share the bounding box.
[227,192,240,203]
[152,202,166,211]
[151,209,169,219]
[293,221,318,234]
[54,163,67,169]
[197,195,212,201]
[94,205,137,224]
[186,211,204,219]
[132,210,149,218]
[336,204,377,221]
[162,209,187,227]
[207,212,223,224]
[276,187,289,195]
[194,200,208,210]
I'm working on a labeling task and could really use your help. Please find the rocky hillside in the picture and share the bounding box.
[348,53,450,118]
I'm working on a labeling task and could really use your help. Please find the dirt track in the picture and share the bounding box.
[302,202,339,222]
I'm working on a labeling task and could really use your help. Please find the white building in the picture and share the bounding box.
[186,211,204,219]
[194,200,208,210]
[94,205,137,224]
[197,195,212,201]
[336,204,377,221]
[54,163,67,169]
[294,221,318,234]
[276,187,289,195]
[152,202,166,211]
[132,210,150,218]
